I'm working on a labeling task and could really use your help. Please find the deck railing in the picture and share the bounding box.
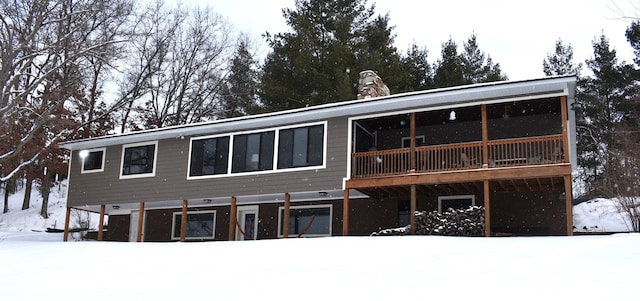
[351,134,565,178]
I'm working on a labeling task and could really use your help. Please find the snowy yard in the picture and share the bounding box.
[1,183,639,300]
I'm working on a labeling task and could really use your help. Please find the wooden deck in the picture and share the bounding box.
[351,134,565,179]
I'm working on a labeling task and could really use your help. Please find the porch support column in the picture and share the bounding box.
[481,104,489,166]
[63,207,71,242]
[98,204,106,241]
[343,189,349,236]
[564,175,573,235]
[180,200,188,242]
[136,202,145,242]
[560,96,570,163]
[410,185,417,235]
[283,193,291,238]
[228,196,237,241]
[410,112,416,171]
[483,180,491,237]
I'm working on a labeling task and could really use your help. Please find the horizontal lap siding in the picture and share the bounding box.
[67,117,350,207]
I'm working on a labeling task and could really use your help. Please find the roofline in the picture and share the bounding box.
[62,75,577,151]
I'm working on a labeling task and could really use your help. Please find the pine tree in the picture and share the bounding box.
[543,39,582,76]
[433,38,464,88]
[401,42,433,91]
[260,0,405,111]
[460,34,507,84]
[577,34,636,188]
[219,40,261,118]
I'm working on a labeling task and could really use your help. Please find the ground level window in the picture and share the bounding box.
[278,205,332,237]
[438,195,475,213]
[171,210,216,240]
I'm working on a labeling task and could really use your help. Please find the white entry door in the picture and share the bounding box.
[129,210,145,242]
[236,205,259,240]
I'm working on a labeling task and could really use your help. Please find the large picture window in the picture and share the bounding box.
[277,125,324,169]
[121,142,157,178]
[171,210,216,240]
[232,131,275,173]
[80,148,105,173]
[189,136,230,177]
[278,205,332,237]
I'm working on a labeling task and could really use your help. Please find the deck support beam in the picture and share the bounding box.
[564,175,573,235]
[98,204,105,241]
[63,207,71,242]
[410,185,417,235]
[343,189,350,236]
[483,180,491,237]
[136,202,145,242]
[283,193,291,238]
[180,200,188,242]
[229,196,237,241]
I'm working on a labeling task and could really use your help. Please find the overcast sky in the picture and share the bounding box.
[200,0,637,80]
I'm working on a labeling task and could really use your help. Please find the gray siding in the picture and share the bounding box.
[67,117,350,207]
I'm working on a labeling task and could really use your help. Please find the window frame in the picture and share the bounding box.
[187,134,231,179]
[437,194,476,213]
[170,210,217,241]
[277,204,333,238]
[119,141,159,179]
[277,124,325,169]
[401,135,425,148]
[80,148,106,174]
[186,121,327,180]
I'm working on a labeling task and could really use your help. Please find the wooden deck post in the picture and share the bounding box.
[564,175,573,235]
[136,202,145,242]
[481,104,489,166]
[343,189,350,236]
[410,185,417,235]
[98,204,105,241]
[228,196,237,241]
[410,112,416,171]
[483,180,491,237]
[283,193,291,238]
[63,207,71,242]
[180,200,188,242]
[560,96,570,163]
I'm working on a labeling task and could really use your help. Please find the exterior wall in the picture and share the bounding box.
[67,117,350,207]
[490,190,567,235]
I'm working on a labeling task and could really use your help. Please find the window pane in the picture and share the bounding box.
[173,212,215,239]
[232,136,247,173]
[277,130,294,169]
[122,145,155,175]
[292,128,308,166]
[83,151,103,171]
[190,137,229,176]
[308,125,324,165]
[277,125,324,169]
[232,132,274,173]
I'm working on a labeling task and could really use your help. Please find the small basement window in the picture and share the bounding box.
[278,205,332,237]
[171,210,216,240]
[438,195,475,213]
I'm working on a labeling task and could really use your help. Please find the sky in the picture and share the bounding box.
[197,0,638,80]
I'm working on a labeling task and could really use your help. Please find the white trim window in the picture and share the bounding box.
[402,135,425,148]
[80,148,106,173]
[277,124,324,169]
[171,210,216,240]
[120,141,158,179]
[438,194,476,213]
[278,204,332,237]
[188,135,230,177]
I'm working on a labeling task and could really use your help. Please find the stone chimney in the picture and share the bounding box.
[357,70,390,99]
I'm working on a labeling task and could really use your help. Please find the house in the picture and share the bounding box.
[61,75,578,241]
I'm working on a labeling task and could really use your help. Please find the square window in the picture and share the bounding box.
[121,142,157,178]
[189,136,230,177]
[80,148,105,173]
[171,211,216,240]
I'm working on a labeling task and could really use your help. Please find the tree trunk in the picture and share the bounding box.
[22,176,33,210]
[2,181,8,213]
[40,173,52,218]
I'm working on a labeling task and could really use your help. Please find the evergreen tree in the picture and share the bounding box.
[460,34,507,84]
[576,34,636,188]
[543,38,582,76]
[433,38,464,88]
[260,0,405,111]
[401,42,433,91]
[219,40,261,118]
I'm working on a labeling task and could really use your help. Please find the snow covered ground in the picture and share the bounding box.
[1,182,639,300]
